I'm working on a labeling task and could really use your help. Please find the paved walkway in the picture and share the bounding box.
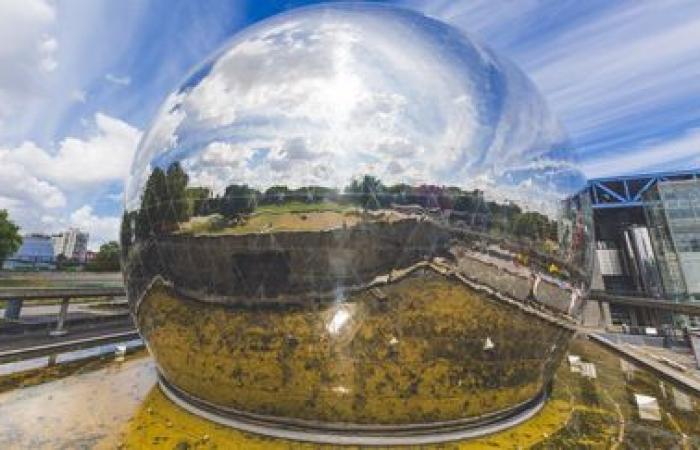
[631,344,700,379]
[588,332,700,395]
[1,301,127,318]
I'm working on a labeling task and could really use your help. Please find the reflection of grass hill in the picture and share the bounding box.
[176,202,407,236]
[139,271,571,425]
[124,213,448,304]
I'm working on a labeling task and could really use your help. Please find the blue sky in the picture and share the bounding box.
[0,0,698,247]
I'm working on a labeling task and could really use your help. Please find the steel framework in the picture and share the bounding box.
[586,169,700,209]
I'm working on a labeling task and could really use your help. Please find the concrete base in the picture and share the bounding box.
[581,300,603,327]
[588,333,700,396]
[691,332,700,370]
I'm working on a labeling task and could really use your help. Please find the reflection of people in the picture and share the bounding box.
[567,284,581,315]
[527,272,541,304]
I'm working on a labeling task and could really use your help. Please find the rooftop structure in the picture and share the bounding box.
[586,169,699,209]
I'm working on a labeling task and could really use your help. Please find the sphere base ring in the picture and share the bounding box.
[158,374,549,446]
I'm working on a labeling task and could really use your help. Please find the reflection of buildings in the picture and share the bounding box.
[2,234,56,270]
[578,169,700,330]
[52,228,89,262]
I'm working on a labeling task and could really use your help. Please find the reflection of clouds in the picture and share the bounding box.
[386,160,404,175]
[375,137,417,158]
[200,141,251,166]
[127,4,582,211]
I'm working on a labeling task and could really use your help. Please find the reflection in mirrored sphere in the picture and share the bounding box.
[121,3,592,441]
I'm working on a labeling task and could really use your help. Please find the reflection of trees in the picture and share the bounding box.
[262,185,338,205]
[121,164,558,245]
[121,162,190,250]
[513,211,558,242]
[345,175,383,210]
[166,162,189,223]
[220,185,257,218]
[134,163,189,237]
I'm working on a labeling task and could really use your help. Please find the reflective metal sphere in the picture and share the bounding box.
[122,3,591,441]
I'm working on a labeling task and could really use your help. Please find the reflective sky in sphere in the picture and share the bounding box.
[126,3,585,215]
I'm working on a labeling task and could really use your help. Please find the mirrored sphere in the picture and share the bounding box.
[122,3,592,436]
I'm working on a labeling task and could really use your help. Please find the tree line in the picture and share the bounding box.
[121,163,558,250]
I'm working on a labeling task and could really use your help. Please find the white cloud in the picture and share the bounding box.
[200,141,252,166]
[130,9,568,209]
[105,73,131,86]
[403,0,700,172]
[0,151,66,210]
[68,205,121,250]
[525,6,700,140]
[0,113,139,245]
[38,36,58,72]
[70,89,86,103]
[127,91,186,199]
[1,113,141,188]
[0,0,57,123]
[33,206,122,250]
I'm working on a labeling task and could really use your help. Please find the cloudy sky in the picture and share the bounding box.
[1,0,699,248]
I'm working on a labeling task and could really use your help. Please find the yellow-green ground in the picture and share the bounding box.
[1,337,698,449]
[139,272,569,424]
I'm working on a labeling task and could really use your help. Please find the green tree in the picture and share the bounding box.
[384,183,413,205]
[345,175,384,210]
[513,211,551,241]
[453,190,484,212]
[55,253,69,271]
[120,211,135,258]
[185,187,211,216]
[135,162,191,239]
[136,167,168,238]
[86,241,121,272]
[219,184,257,219]
[262,185,289,205]
[0,209,22,266]
[165,161,189,223]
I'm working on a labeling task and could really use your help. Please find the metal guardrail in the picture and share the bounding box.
[0,286,125,300]
[0,330,141,364]
[589,290,700,315]
[1,286,127,336]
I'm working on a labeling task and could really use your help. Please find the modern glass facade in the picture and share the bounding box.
[644,179,700,301]
[2,234,55,270]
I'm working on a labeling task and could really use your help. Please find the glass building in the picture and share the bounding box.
[644,179,700,302]
[2,234,56,270]
[580,170,700,331]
